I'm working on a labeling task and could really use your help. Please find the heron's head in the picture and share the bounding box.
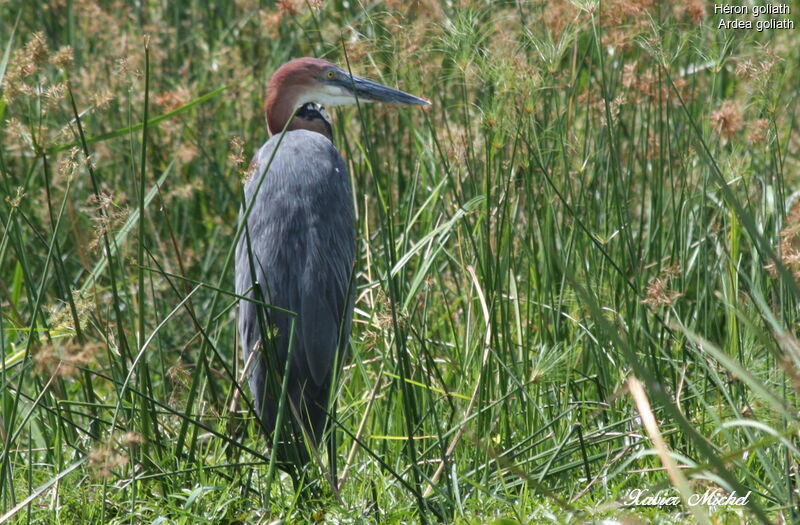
[265,57,430,137]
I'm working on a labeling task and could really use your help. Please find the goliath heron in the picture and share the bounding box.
[235,57,429,477]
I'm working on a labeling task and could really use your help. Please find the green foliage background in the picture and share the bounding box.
[1,0,799,523]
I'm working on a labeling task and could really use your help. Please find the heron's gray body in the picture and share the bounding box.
[236,129,355,454]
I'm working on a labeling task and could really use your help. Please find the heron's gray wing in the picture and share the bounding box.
[299,191,355,385]
[236,130,354,406]
[295,135,354,386]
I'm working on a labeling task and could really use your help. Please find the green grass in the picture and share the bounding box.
[1,0,799,523]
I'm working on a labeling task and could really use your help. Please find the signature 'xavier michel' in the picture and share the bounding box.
[235,57,429,479]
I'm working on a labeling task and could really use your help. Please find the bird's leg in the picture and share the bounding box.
[327,401,338,486]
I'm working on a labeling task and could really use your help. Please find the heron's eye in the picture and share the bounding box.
[326,71,335,79]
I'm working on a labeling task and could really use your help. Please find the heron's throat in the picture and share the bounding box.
[287,102,333,140]
[267,92,333,141]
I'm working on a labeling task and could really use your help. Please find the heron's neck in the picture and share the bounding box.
[266,96,332,141]
[288,104,333,141]
[265,90,293,136]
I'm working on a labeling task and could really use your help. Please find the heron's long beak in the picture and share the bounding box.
[345,75,431,106]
